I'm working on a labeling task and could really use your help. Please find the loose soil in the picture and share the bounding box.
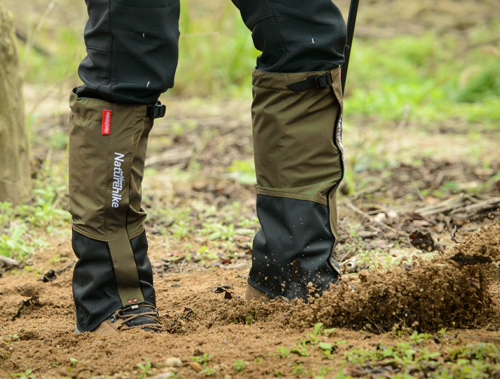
[2,1,500,378]
[1,223,500,379]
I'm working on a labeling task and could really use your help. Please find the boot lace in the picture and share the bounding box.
[112,304,163,332]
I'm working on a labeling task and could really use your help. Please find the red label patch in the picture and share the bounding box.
[102,110,112,135]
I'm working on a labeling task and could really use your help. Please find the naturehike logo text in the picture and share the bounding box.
[102,110,112,135]
[111,153,125,208]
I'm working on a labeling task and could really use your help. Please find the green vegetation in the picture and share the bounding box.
[346,30,500,125]
[190,353,212,366]
[136,361,153,379]
[5,0,498,266]
[267,325,500,379]
[17,12,500,181]
[233,359,247,372]
[18,2,500,125]
[10,370,36,379]
[0,165,68,261]
[66,358,79,373]
[343,341,500,379]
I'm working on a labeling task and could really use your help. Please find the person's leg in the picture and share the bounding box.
[77,0,180,104]
[232,0,347,300]
[69,0,180,333]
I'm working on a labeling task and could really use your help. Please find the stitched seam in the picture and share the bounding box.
[256,188,327,206]
[108,0,116,86]
[326,78,345,257]
[86,46,110,53]
[247,14,274,29]
[265,0,287,72]
[103,104,125,303]
[326,181,342,254]
[254,69,331,76]
[253,70,335,91]
[252,69,340,90]
[253,85,330,92]
[284,60,339,71]
[128,227,145,240]
[123,113,144,296]
[72,226,107,242]
[108,242,124,302]
[104,103,114,235]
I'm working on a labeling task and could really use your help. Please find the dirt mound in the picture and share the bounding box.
[226,222,500,333]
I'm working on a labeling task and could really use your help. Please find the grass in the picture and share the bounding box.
[16,1,500,126]
[265,324,500,379]
[2,6,499,379]
[345,29,500,126]
[5,2,499,264]
[0,163,68,261]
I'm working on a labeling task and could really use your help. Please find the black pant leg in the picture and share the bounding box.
[77,0,180,104]
[233,0,347,300]
[232,0,347,73]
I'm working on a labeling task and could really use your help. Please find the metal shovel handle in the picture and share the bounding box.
[341,0,360,95]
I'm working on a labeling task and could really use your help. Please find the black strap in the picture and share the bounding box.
[287,72,333,92]
[146,102,166,119]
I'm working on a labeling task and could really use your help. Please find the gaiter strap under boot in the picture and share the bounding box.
[69,90,157,331]
[248,68,345,301]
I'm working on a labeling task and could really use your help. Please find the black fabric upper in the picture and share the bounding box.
[248,195,341,300]
[72,230,155,332]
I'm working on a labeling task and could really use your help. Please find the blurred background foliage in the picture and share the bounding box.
[11,0,500,126]
[1,0,499,262]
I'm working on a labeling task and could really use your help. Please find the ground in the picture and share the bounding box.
[1,0,500,378]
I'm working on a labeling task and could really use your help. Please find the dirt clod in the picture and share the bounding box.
[164,358,182,367]
[40,269,56,282]
[189,361,202,372]
[225,222,500,333]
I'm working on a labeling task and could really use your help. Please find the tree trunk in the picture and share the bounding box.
[0,2,30,204]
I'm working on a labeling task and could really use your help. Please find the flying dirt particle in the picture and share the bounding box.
[409,231,446,253]
[19,284,38,297]
[212,285,232,293]
[41,269,56,282]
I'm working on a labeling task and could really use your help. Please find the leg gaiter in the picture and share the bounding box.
[69,91,155,331]
[233,0,347,300]
[249,69,345,300]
